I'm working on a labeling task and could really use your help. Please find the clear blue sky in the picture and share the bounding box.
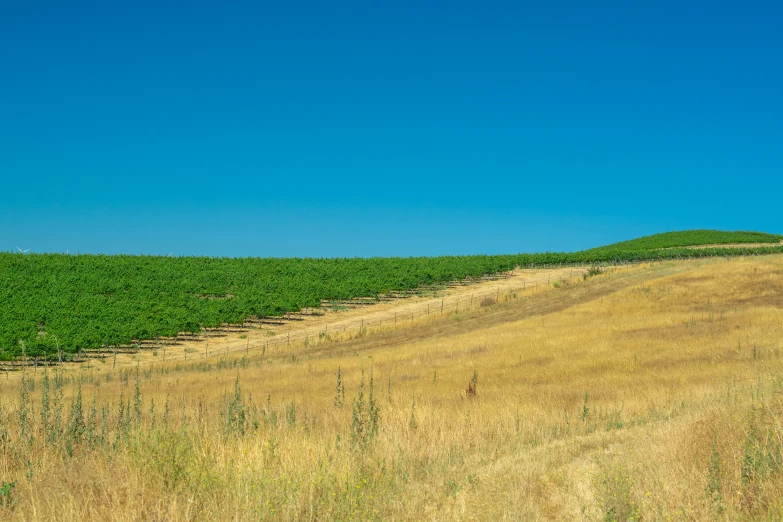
[2,1,781,257]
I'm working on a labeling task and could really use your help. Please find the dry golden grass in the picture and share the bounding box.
[2,256,783,520]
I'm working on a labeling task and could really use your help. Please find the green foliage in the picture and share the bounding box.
[334,367,345,408]
[368,370,380,439]
[351,368,379,448]
[584,266,603,281]
[17,375,31,446]
[585,230,781,254]
[87,396,100,449]
[706,435,723,516]
[223,376,249,436]
[0,253,539,358]
[131,429,198,492]
[1,230,781,358]
[595,455,640,522]
[64,383,85,457]
[133,365,142,425]
[286,401,297,427]
[47,373,65,446]
[40,371,50,439]
[351,370,367,448]
[581,393,590,421]
[444,478,462,497]
[0,480,16,507]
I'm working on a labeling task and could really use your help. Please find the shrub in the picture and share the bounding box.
[223,376,249,436]
[0,481,16,507]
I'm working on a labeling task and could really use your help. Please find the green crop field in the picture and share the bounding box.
[584,229,781,253]
[2,230,781,359]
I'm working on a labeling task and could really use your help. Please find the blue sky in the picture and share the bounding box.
[2,1,781,257]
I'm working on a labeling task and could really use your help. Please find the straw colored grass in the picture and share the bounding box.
[2,256,783,520]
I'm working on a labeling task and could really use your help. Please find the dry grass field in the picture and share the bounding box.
[2,255,783,520]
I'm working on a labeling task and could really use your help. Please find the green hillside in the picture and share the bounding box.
[2,230,782,359]
[585,230,781,253]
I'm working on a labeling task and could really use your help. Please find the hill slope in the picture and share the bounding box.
[2,256,783,520]
[584,229,782,253]
[2,230,782,358]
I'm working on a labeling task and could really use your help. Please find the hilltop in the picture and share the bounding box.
[584,229,782,253]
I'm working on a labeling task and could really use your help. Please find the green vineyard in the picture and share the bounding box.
[584,229,781,253]
[2,230,781,359]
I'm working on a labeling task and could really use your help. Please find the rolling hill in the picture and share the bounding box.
[1,230,781,359]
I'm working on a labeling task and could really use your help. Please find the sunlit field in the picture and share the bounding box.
[2,255,783,520]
